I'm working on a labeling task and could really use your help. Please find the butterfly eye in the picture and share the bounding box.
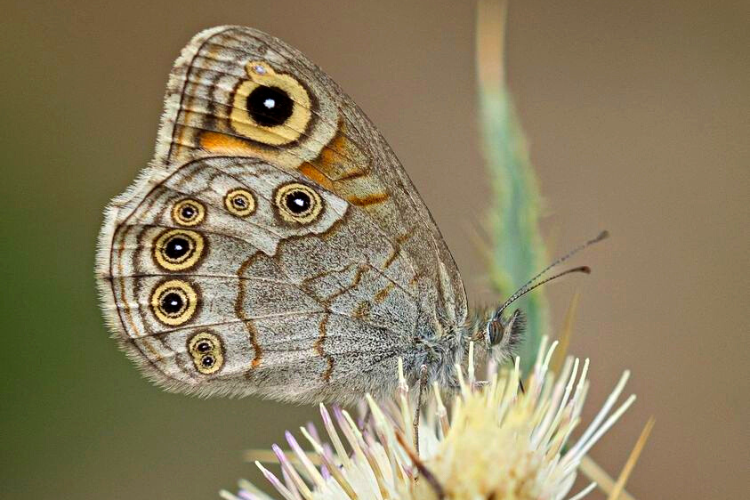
[150,280,198,326]
[229,61,312,146]
[153,229,205,271]
[172,199,205,227]
[224,188,256,217]
[274,183,323,224]
[187,332,223,375]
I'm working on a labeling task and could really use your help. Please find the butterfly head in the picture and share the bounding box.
[478,231,610,359]
[486,308,526,352]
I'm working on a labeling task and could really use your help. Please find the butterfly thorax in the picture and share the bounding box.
[401,305,522,396]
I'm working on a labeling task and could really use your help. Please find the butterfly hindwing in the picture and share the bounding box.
[101,156,423,401]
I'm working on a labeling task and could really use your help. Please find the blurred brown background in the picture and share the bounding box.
[1,1,747,498]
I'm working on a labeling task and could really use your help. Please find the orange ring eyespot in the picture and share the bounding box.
[150,280,198,326]
[187,331,224,375]
[229,61,312,146]
[172,199,205,227]
[274,183,323,224]
[224,188,256,217]
[153,229,205,271]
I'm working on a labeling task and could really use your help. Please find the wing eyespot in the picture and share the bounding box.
[172,199,205,227]
[229,61,312,146]
[187,332,224,375]
[224,188,256,217]
[153,229,205,271]
[274,182,323,224]
[150,279,198,326]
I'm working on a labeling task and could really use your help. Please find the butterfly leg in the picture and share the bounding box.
[359,405,373,432]
[413,364,429,455]
[395,431,446,499]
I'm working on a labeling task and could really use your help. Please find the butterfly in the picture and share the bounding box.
[97,26,528,405]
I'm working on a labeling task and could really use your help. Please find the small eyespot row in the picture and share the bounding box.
[172,199,205,227]
[187,331,224,375]
[224,188,256,217]
[274,182,323,224]
[150,279,198,326]
[153,229,205,271]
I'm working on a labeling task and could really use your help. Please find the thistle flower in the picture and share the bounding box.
[221,339,643,500]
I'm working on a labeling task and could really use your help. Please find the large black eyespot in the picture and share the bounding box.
[285,190,311,214]
[153,229,205,271]
[161,292,184,314]
[230,61,311,146]
[247,86,294,127]
[274,183,323,224]
[181,205,195,219]
[164,237,189,260]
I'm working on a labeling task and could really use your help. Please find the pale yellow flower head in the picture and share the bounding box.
[222,339,636,500]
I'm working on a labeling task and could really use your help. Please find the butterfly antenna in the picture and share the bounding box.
[494,230,609,318]
[496,266,590,317]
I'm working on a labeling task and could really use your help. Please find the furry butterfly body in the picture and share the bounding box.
[97,26,520,404]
